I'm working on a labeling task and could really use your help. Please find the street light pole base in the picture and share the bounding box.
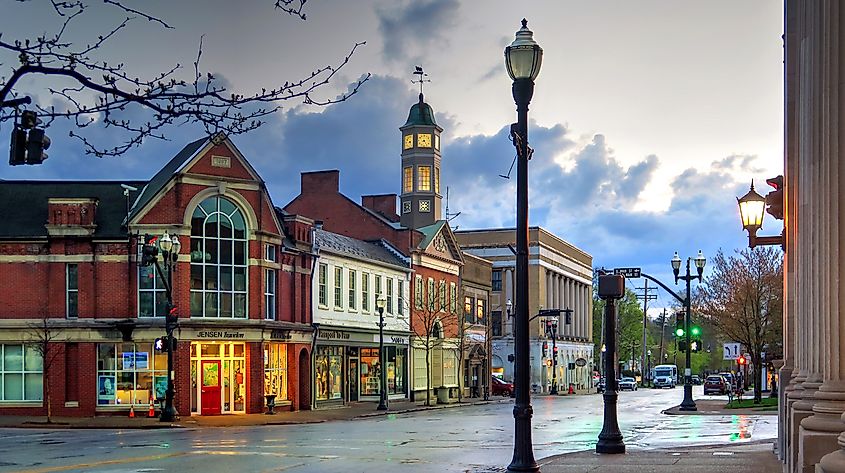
[596,435,626,454]
[679,403,698,411]
[159,406,179,422]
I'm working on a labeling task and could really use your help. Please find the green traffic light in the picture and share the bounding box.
[691,326,701,336]
[675,328,685,337]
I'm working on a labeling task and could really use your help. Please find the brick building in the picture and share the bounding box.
[285,93,469,403]
[0,135,315,417]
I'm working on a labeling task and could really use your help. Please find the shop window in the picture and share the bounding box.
[0,344,42,402]
[263,343,288,401]
[334,267,343,309]
[318,263,328,308]
[362,272,370,312]
[264,269,276,320]
[348,269,357,310]
[66,264,78,318]
[492,270,502,292]
[386,278,394,315]
[138,264,166,318]
[315,346,343,401]
[189,196,248,318]
[190,342,247,413]
[96,342,166,406]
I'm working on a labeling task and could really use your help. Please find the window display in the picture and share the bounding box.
[360,346,406,396]
[263,343,288,401]
[96,342,165,406]
[315,346,343,401]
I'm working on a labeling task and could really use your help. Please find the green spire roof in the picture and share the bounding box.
[403,93,437,127]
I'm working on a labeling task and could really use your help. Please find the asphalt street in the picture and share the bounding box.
[0,386,776,473]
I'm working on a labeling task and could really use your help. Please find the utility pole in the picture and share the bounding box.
[635,281,657,386]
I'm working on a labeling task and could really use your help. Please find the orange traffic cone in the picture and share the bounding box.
[129,405,135,418]
[148,399,155,417]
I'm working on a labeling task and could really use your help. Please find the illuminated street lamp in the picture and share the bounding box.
[737,180,784,248]
[505,18,542,473]
[376,296,388,411]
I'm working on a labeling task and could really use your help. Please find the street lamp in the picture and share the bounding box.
[505,18,542,473]
[736,180,784,248]
[671,250,705,412]
[375,296,388,411]
[141,231,181,422]
[545,318,559,395]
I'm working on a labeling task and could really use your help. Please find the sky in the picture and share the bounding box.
[0,0,785,315]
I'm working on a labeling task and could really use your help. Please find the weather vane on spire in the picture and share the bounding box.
[412,66,430,101]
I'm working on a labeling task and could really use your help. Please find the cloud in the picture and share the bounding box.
[376,0,459,64]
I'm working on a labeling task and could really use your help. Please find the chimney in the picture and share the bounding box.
[301,170,340,195]
[361,194,399,222]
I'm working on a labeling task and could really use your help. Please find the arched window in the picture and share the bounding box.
[432,320,443,339]
[190,196,247,318]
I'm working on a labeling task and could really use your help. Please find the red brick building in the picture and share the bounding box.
[285,93,470,402]
[0,135,315,417]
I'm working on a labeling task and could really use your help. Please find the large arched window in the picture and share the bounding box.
[190,196,247,318]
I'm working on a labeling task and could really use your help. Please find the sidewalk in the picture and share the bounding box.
[663,393,778,416]
[538,441,780,473]
[0,397,513,429]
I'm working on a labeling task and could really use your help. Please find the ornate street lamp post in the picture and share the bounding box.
[545,318,559,395]
[505,18,542,473]
[376,297,388,411]
[671,250,706,412]
[737,180,784,248]
[141,231,181,422]
[596,273,625,454]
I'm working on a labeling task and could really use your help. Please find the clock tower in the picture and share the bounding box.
[400,92,443,230]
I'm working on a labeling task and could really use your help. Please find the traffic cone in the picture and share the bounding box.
[129,405,135,418]
[568,384,575,395]
[148,399,155,417]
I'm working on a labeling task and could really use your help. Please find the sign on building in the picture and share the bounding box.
[723,342,741,360]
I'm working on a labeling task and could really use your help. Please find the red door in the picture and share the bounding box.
[201,360,221,415]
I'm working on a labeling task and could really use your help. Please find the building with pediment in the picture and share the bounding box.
[0,135,316,417]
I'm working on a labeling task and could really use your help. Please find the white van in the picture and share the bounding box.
[652,364,678,388]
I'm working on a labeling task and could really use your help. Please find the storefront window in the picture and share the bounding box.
[315,346,343,401]
[190,342,248,414]
[264,343,288,401]
[360,348,380,396]
[96,342,166,406]
[1,344,42,402]
[360,346,406,396]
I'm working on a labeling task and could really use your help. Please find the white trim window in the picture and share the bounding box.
[0,344,42,402]
[375,275,383,310]
[348,269,357,311]
[415,275,423,309]
[439,280,447,313]
[66,263,78,318]
[138,263,165,318]
[362,272,370,313]
[450,282,458,314]
[334,267,344,310]
[265,268,276,320]
[189,196,248,318]
[398,280,404,317]
[386,278,394,315]
[265,244,277,262]
[318,263,328,308]
[427,278,435,311]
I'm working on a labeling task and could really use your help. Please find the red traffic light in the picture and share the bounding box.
[737,355,747,365]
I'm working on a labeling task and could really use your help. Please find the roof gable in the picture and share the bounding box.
[417,220,464,264]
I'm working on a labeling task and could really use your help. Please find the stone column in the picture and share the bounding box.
[565,278,572,337]
[789,3,816,470]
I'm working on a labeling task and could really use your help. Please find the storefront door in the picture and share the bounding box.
[201,360,221,415]
[348,358,359,402]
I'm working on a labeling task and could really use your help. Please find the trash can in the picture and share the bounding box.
[265,394,277,415]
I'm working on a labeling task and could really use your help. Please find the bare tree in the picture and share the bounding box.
[1,0,369,157]
[412,279,459,407]
[28,316,62,423]
[696,247,783,403]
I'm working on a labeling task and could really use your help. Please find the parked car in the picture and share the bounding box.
[704,375,728,395]
[491,376,514,397]
[618,377,637,391]
[691,375,702,385]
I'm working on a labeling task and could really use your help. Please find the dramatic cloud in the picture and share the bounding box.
[376,0,459,64]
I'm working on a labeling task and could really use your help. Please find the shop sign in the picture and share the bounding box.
[575,358,588,367]
[318,330,351,341]
[269,329,292,340]
[373,334,408,345]
[195,330,246,339]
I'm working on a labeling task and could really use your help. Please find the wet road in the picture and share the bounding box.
[0,386,776,473]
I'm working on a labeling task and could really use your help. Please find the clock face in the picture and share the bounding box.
[417,133,432,148]
[419,200,431,212]
[404,134,413,149]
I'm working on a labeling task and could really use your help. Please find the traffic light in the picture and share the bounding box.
[674,311,685,337]
[675,327,685,337]
[154,337,167,352]
[737,355,747,366]
[165,305,178,333]
[765,176,784,220]
[678,340,688,352]
[141,234,159,267]
[690,325,701,337]
[8,111,51,166]
[690,340,704,352]
[546,359,552,367]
